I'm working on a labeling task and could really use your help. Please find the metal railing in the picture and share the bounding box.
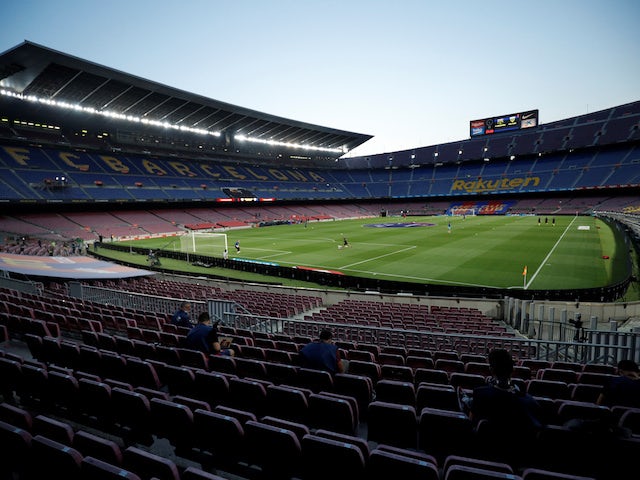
[67,281,640,366]
[222,311,639,366]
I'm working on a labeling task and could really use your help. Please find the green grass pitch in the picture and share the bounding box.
[117,214,628,292]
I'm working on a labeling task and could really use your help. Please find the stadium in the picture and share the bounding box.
[1,40,639,480]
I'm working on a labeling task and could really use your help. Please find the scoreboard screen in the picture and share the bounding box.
[470,109,539,138]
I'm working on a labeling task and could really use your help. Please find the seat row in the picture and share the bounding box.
[13,331,628,412]
[0,402,609,480]
[0,417,226,480]
[1,337,633,479]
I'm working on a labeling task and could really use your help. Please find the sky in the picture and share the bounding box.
[1,0,639,158]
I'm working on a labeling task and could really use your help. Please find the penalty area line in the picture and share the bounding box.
[339,246,416,269]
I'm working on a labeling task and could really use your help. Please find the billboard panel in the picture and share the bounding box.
[470,110,538,137]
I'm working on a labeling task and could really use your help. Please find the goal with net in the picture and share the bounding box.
[179,231,228,256]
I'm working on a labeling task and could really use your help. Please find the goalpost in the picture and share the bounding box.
[179,231,228,256]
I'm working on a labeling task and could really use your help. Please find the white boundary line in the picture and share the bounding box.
[339,245,417,269]
[525,215,579,289]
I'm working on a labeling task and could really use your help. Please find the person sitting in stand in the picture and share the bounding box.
[171,301,193,328]
[597,359,640,408]
[185,311,234,356]
[299,328,345,374]
[461,348,543,431]
[459,348,543,464]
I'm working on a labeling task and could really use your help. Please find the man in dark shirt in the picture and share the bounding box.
[460,348,543,466]
[185,311,233,356]
[597,359,640,408]
[459,348,543,465]
[171,301,193,328]
[299,329,345,374]
[462,348,542,433]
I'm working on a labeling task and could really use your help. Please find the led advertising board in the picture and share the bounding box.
[470,110,539,137]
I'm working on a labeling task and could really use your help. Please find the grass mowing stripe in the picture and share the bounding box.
[526,215,578,288]
[113,214,629,292]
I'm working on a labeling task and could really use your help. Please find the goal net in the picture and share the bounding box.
[179,231,228,256]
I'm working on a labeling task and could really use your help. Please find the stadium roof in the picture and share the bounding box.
[0,41,372,157]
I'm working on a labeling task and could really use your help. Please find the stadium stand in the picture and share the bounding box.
[0,41,639,479]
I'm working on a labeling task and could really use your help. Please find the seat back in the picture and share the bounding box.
[29,434,83,480]
[123,445,181,480]
[416,383,461,413]
[228,376,268,416]
[334,372,373,419]
[193,370,231,408]
[418,407,475,464]
[0,419,32,478]
[192,409,246,466]
[375,379,416,407]
[367,448,439,480]
[414,368,449,386]
[244,420,302,478]
[526,379,571,400]
[33,414,75,445]
[367,400,418,449]
[347,360,382,384]
[308,392,357,435]
[264,383,310,424]
[73,430,124,466]
[80,456,142,480]
[0,401,33,430]
[149,397,195,451]
[301,433,367,480]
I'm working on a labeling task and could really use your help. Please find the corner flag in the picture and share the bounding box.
[522,266,528,276]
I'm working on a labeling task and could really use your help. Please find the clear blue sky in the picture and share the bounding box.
[2,0,639,157]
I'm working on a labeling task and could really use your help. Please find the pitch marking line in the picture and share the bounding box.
[525,215,578,289]
[339,245,417,269]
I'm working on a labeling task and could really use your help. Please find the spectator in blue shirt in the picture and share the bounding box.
[171,301,193,328]
[186,311,234,356]
[597,359,640,408]
[299,328,345,374]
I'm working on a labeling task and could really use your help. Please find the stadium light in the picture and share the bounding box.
[0,89,221,138]
[234,133,343,154]
[3,87,347,155]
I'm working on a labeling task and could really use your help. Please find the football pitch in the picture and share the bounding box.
[118,214,628,292]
